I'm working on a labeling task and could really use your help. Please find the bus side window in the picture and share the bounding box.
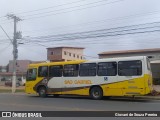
[63,64,79,77]
[118,60,142,76]
[49,65,63,77]
[79,63,96,76]
[38,66,48,77]
[98,62,117,76]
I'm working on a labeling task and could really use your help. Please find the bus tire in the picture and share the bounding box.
[90,86,103,100]
[38,86,47,98]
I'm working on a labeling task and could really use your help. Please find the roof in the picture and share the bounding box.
[47,46,85,49]
[98,48,160,55]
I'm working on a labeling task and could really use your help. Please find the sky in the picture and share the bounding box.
[0,0,160,65]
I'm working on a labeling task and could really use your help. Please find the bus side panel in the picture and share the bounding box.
[61,88,89,95]
[102,84,123,96]
[102,77,145,96]
[144,74,153,94]
[25,81,37,94]
[121,76,146,96]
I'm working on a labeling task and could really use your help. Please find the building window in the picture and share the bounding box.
[69,53,71,56]
[73,54,75,57]
[64,51,67,55]
[63,64,79,77]
[118,60,142,76]
[79,63,96,76]
[51,51,54,55]
[77,55,79,58]
[148,56,154,58]
[98,62,117,76]
[81,56,83,59]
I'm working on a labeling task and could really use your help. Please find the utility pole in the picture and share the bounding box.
[7,14,22,93]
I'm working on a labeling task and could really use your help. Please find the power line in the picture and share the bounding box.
[0,0,117,25]
[0,25,13,43]
[16,0,87,15]
[0,0,125,25]
[0,43,11,53]
[23,21,160,42]
[22,9,160,35]
[24,28,160,45]
[22,0,111,18]
[21,42,97,59]
[0,0,111,20]
[25,29,160,43]
[0,0,86,19]
[23,0,125,20]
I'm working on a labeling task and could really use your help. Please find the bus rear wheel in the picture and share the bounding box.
[90,86,103,100]
[38,86,47,98]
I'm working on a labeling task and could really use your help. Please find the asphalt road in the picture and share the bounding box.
[0,93,160,111]
[0,93,160,120]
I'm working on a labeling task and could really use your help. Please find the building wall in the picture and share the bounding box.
[47,47,84,61]
[0,66,7,72]
[62,48,83,61]
[99,52,160,61]
[8,60,31,73]
[47,48,62,61]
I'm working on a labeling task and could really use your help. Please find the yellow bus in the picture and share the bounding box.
[25,56,153,99]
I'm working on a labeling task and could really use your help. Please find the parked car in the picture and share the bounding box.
[5,80,20,87]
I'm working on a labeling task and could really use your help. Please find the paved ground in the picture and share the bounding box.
[0,85,24,90]
[0,93,160,111]
[0,93,160,119]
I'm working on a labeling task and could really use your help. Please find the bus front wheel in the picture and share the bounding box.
[90,86,103,100]
[38,86,47,98]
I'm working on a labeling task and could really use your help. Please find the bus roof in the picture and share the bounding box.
[86,56,146,63]
[29,60,87,67]
[28,56,146,67]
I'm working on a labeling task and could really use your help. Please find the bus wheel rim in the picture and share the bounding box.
[93,91,100,97]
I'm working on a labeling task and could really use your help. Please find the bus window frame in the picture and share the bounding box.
[38,66,48,77]
[26,68,37,81]
[63,64,79,77]
[146,57,151,71]
[49,65,63,77]
[97,62,117,76]
[79,63,97,76]
[118,60,142,76]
